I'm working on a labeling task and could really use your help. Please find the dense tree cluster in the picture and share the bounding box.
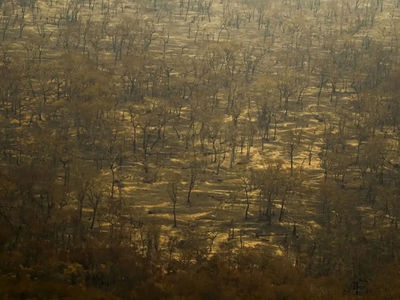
[1,0,400,297]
